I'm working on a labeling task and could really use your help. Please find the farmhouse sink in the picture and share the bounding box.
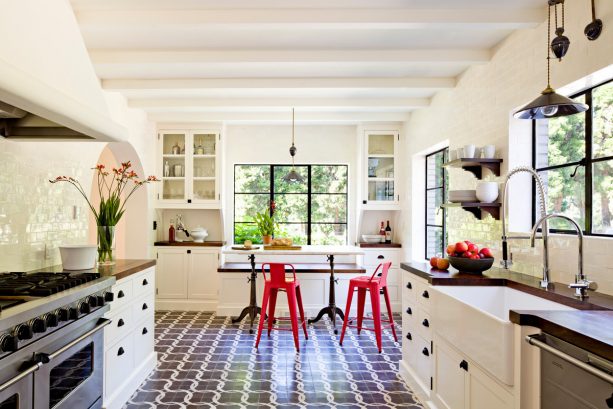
[431,286,574,385]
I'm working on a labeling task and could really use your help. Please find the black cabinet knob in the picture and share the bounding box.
[406,282,412,289]
[15,324,33,340]
[31,318,46,333]
[142,327,148,335]
[117,290,125,299]
[104,292,114,302]
[460,360,469,371]
[117,347,125,356]
[362,200,367,204]
[0,334,18,352]
[377,255,384,259]
[406,307,412,315]
[187,249,191,254]
[142,303,148,310]
[405,332,412,341]
[422,290,429,299]
[187,199,192,204]
[422,347,430,357]
[422,319,429,328]
[117,319,125,327]
[142,278,149,286]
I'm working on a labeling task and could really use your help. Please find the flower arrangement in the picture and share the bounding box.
[50,161,159,264]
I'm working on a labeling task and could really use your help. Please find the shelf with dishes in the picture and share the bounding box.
[443,182,501,220]
[441,202,501,220]
[442,158,503,179]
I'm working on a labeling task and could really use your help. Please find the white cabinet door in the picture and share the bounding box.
[187,249,219,299]
[156,248,188,299]
[467,364,513,409]
[434,341,467,409]
[363,130,400,207]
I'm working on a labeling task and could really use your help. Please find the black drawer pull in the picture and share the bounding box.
[422,319,429,328]
[142,303,148,310]
[187,199,192,203]
[377,255,384,259]
[406,282,412,289]
[422,347,430,357]
[118,290,125,298]
[117,347,125,356]
[187,249,191,254]
[142,327,148,335]
[117,319,125,327]
[422,290,429,299]
[460,360,469,371]
[142,278,148,286]
[406,307,412,315]
[406,332,412,341]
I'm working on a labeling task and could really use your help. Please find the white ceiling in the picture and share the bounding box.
[70,0,546,124]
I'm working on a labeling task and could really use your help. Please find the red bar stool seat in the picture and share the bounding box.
[339,262,398,353]
[255,263,308,351]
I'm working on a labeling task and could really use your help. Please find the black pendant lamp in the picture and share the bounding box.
[514,1,588,120]
[283,108,304,183]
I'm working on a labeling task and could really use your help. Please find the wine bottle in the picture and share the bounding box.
[379,222,386,243]
[385,221,392,244]
[169,220,176,243]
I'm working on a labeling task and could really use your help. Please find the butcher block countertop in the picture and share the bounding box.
[154,241,225,247]
[38,259,156,281]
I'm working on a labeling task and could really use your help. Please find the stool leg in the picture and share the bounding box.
[382,286,398,342]
[356,288,366,335]
[267,288,278,337]
[287,286,300,352]
[255,285,270,349]
[339,283,355,346]
[295,285,308,340]
[369,285,382,353]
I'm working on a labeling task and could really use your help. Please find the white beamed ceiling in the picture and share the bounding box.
[70,0,545,123]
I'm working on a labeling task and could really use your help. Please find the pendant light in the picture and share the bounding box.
[283,108,304,183]
[514,1,588,120]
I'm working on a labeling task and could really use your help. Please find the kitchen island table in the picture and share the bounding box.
[220,245,365,333]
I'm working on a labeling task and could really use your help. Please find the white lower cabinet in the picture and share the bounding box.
[156,247,220,310]
[362,248,402,312]
[433,337,514,409]
[103,267,157,409]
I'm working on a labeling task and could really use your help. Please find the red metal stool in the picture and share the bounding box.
[339,262,398,353]
[255,263,308,351]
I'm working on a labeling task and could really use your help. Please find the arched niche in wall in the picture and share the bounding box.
[89,142,149,259]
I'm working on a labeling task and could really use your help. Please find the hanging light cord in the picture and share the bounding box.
[546,2,551,89]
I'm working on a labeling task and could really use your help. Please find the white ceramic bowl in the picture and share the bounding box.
[59,245,97,270]
[362,234,382,243]
[190,228,209,243]
[476,182,499,203]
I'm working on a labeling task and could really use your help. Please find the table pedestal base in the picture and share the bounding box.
[308,255,345,334]
[231,254,263,334]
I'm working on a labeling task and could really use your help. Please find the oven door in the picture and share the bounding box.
[0,362,38,409]
[34,318,110,409]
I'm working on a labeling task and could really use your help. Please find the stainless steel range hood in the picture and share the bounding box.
[0,100,93,140]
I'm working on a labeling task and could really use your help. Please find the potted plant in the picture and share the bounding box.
[50,161,158,265]
[254,211,276,245]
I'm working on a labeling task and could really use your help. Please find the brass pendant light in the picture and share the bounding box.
[514,1,588,120]
[283,108,304,183]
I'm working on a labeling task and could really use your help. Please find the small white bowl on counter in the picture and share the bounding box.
[190,227,209,243]
[59,245,97,270]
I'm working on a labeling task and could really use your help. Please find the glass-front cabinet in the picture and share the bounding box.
[363,131,399,208]
[158,130,221,208]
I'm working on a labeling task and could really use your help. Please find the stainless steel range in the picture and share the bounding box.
[0,271,115,409]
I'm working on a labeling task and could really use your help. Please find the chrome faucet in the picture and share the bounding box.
[530,213,596,298]
[500,166,550,288]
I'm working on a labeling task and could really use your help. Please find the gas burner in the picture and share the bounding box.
[0,272,100,298]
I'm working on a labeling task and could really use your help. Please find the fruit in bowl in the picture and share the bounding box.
[446,240,494,274]
[429,256,450,271]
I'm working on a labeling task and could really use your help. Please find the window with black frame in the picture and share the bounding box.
[234,164,348,245]
[425,148,448,259]
[533,79,613,236]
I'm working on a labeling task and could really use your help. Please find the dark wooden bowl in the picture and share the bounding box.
[448,256,494,274]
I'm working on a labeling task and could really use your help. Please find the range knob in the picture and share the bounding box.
[44,312,59,328]
[96,295,105,306]
[29,317,47,333]
[68,307,79,320]
[15,324,33,340]
[0,334,18,352]
[79,300,91,315]
[57,308,69,322]
[87,296,98,308]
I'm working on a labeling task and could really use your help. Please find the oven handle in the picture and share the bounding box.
[0,362,42,393]
[526,334,613,384]
[45,318,111,362]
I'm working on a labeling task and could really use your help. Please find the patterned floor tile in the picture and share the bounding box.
[124,311,424,409]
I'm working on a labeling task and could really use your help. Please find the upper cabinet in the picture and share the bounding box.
[157,130,221,209]
[363,131,400,209]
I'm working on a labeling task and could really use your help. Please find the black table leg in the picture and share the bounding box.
[308,254,344,334]
[231,254,262,334]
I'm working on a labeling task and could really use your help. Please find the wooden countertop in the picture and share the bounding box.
[155,241,225,247]
[358,242,402,248]
[222,245,364,256]
[218,263,366,274]
[38,259,156,281]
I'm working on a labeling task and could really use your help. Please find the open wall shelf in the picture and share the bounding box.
[442,158,503,179]
[442,202,501,220]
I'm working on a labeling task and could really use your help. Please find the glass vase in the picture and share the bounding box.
[97,226,116,266]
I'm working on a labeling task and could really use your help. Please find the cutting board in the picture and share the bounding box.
[263,245,302,250]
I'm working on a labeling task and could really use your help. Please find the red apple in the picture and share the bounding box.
[479,247,494,258]
[467,243,479,253]
[430,257,439,268]
[478,253,485,259]
[436,258,450,270]
[470,255,480,260]
[462,251,472,258]
[464,240,472,245]
[446,244,456,255]
[455,241,469,253]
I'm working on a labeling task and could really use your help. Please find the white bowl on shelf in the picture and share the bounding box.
[362,234,383,243]
[190,227,209,243]
[59,245,97,270]
[476,182,499,203]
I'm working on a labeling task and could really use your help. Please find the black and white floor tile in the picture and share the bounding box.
[124,311,424,409]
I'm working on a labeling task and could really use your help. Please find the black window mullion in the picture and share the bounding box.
[425,147,448,259]
[307,165,312,245]
[585,89,593,234]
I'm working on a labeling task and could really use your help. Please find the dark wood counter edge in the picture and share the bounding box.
[30,259,156,282]
[155,241,225,247]
[400,261,613,311]
[509,310,613,361]
[359,243,402,248]
[218,263,366,274]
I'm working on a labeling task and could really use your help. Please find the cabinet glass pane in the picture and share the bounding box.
[193,157,215,178]
[162,179,185,200]
[193,180,216,201]
[368,157,394,178]
[161,134,186,200]
[193,133,216,155]
[162,133,186,155]
[368,181,395,201]
[368,134,395,155]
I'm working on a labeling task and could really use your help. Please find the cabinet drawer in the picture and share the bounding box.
[414,334,432,388]
[363,250,400,267]
[402,330,418,368]
[133,268,155,298]
[414,280,432,309]
[403,274,417,303]
[415,308,432,341]
[133,293,155,325]
[105,305,133,346]
[109,279,133,312]
[105,335,134,398]
[134,316,155,366]
[402,300,417,331]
